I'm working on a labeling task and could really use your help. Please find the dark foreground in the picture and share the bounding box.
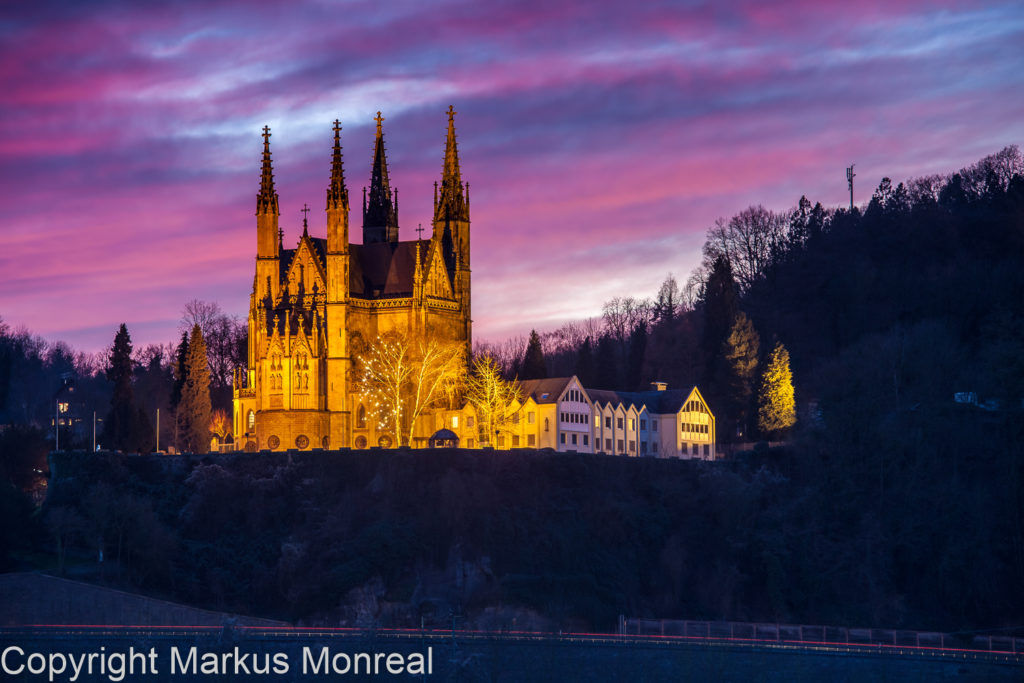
[1,627,1021,682]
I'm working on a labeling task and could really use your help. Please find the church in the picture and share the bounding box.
[232,108,472,451]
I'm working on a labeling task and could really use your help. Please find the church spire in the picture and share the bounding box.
[257,126,279,215]
[363,111,399,243]
[326,119,348,212]
[434,105,467,224]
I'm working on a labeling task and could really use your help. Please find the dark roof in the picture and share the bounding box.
[349,240,423,298]
[519,377,573,404]
[278,237,429,300]
[587,386,698,414]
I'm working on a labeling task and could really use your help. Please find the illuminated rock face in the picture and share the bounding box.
[233,109,471,451]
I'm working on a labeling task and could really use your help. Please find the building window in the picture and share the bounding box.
[467,416,475,427]
[354,435,367,449]
[617,417,623,429]
[528,434,536,446]
[544,418,550,432]
[528,412,535,424]
[653,421,658,431]
[498,435,505,448]
[641,441,647,454]
[653,442,659,454]
[357,404,367,428]
[617,439,624,452]
[605,417,611,429]
[605,438,612,451]
[641,419,646,430]
[629,418,635,430]
[467,438,474,448]
[583,435,589,446]
[560,433,566,444]
[513,412,520,424]
[513,435,520,447]
[704,444,710,456]
[452,415,459,428]
[692,443,699,455]
[247,410,255,430]
[681,442,688,453]
[571,434,577,445]
[629,440,636,452]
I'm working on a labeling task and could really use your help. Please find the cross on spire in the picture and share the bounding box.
[447,104,456,123]
[301,203,310,236]
[374,111,384,135]
[258,124,279,215]
[333,119,341,135]
[416,223,424,239]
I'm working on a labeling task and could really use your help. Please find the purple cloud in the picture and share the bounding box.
[1,0,1022,350]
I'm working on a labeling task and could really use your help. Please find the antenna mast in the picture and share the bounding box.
[846,164,856,211]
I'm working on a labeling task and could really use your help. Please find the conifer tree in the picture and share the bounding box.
[626,324,648,390]
[520,330,547,380]
[594,334,619,389]
[574,336,595,386]
[701,255,738,381]
[723,312,760,437]
[171,331,189,412]
[758,341,796,436]
[178,324,211,453]
[102,324,151,451]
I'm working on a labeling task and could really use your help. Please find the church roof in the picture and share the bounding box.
[278,233,437,301]
[349,240,422,297]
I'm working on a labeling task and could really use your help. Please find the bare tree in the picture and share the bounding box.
[358,332,466,447]
[179,299,247,395]
[464,354,521,448]
[701,205,788,293]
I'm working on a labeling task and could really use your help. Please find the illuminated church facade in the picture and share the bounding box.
[232,108,471,451]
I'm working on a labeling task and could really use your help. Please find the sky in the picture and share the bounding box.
[1,0,1022,352]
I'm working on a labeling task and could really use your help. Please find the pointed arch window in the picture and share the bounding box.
[357,404,367,428]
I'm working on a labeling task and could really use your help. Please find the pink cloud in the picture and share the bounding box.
[1,0,1022,351]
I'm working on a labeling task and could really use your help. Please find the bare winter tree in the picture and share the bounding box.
[701,205,789,293]
[358,332,466,447]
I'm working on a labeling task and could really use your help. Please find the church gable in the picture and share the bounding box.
[284,238,327,298]
[424,240,454,300]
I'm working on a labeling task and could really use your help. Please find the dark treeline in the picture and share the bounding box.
[0,301,245,570]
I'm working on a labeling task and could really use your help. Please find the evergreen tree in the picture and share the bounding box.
[520,330,547,380]
[171,331,189,411]
[722,312,760,438]
[758,341,795,437]
[594,334,619,389]
[626,324,647,390]
[178,324,211,453]
[102,324,142,451]
[701,255,738,382]
[653,274,680,324]
[574,336,595,386]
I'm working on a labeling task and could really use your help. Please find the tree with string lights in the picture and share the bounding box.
[464,354,522,448]
[357,331,466,447]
